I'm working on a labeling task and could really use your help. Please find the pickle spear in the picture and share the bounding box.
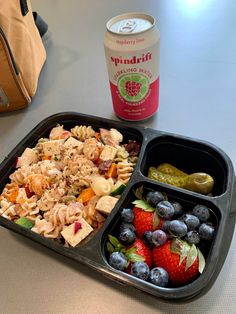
[156,163,188,177]
[148,167,187,187]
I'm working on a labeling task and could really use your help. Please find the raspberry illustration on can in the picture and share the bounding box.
[104,13,160,121]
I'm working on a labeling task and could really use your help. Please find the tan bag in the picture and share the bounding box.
[0,0,47,112]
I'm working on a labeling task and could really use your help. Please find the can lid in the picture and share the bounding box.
[106,12,155,35]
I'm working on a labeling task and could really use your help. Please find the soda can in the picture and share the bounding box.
[104,12,160,121]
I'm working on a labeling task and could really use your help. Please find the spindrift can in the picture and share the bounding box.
[104,13,160,121]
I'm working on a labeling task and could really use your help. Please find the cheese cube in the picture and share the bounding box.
[41,139,64,156]
[63,137,83,152]
[61,218,93,247]
[99,145,117,161]
[18,148,38,167]
[95,195,118,215]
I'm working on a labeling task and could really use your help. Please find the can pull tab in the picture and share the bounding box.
[119,19,137,33]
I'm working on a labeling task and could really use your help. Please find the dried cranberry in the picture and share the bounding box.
[124,141,141,156]
[98,160,112,173]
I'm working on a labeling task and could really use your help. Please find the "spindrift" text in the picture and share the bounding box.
[111,52,152,66]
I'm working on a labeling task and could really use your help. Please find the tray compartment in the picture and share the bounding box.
[0,112,144,248]
[102,181,219,272]
[140,135,228,196]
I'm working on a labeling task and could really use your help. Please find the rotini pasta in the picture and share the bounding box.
[27,174,50,196]
[83,138,101,161]
[32,219,59,239]
[0,183,19,203]
[71,125,95,141]
[117,161,135,184]
[0,199,15,218]
[9,168,28,186]
[44,202,83,228]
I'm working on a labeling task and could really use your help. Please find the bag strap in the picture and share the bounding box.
[33,11,48,37]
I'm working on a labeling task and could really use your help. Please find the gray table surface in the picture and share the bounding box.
[1,0,236,313]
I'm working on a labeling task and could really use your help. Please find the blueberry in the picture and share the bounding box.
[198,223,215,240]
[185,230,200,244]
[109,252,128,270]
[143,231,154,248]
[156,201,175,220]
[170,201,183,217]
[120,208,134,223]
[162,220,171,233]
[149,267,169,287]
[169,220,188,237]
[152,230,167,246]
[192,205,210,222]
[146,191,165,207]
[131,262,150,281]
[119,222,136,233]
[119,228,136,245]
[180,214,200,230]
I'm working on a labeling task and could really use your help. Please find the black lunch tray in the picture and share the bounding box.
[0,112,236,302]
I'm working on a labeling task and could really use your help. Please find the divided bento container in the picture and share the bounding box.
[0,112,236,302]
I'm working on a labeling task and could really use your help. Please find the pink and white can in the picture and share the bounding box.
[104,13,160,121]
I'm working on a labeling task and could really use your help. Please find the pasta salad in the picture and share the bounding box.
[0,124,140,247]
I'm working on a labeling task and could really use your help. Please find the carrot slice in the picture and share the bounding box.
[77,188,95,204]
[7,188,19,203]
[105,163,117,178]
[41,155,51,160]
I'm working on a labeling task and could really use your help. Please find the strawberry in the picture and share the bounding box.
[132,202,164,238]
[126,238,153,269]
[106,235,152,272]
[152,238,205,286]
